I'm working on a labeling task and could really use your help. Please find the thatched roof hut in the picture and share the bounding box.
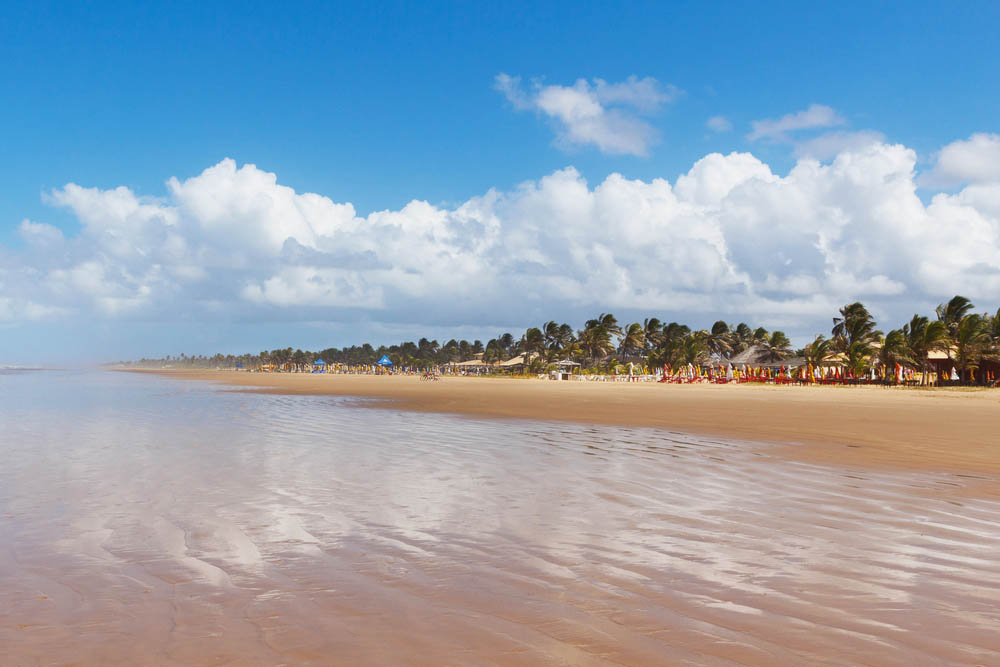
[498,355,525,368]
[727,345,800,369]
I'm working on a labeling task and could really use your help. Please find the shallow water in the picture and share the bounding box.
[1,371,999,665]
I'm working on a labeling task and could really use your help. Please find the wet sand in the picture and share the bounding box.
[5,370,1000,665]
[143,370,1000,485]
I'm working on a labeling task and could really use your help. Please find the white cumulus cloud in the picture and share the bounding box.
[495,73,680,156]
[2,142,1000,344]
[927,133,1000,186]
[793,130,887,160]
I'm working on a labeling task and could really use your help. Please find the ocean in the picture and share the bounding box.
[2,370,999,665]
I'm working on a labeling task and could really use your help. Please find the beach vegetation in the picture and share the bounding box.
[903,316,949,386]
[876,329,908,370]
[618,322,646,361]
[953,314,990,382]
[122,295,1000,387]
[760,331,792,363]
[802,335,832,368]
[831,302,882,375]
[936,295,975,335]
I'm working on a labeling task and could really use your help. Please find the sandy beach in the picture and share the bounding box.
[142,369,1000,488]
[4,369,1000,665]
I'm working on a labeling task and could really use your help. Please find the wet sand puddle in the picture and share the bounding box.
[1,371,999,665]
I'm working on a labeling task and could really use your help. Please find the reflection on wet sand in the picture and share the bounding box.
[2,371,999,665]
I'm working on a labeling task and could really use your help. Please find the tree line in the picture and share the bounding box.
[120,296,1000,384]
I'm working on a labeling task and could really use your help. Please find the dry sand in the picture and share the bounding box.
[141,370,1000,488]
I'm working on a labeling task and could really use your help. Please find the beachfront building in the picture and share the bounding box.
[446,357,491,375]
[926,349,1000,385]
[552,359,581,380]
[726,345,803,372]
[496,355,526,374]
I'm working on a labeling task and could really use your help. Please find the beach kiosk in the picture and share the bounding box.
[376,354,393,374]
[554,359,580,381]
[312,359,326,373]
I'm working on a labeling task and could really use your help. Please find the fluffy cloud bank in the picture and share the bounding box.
[495,74,679,156]
[927,133,1000,186]
[3,139,1000,339]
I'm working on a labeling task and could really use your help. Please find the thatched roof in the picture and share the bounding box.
[728,345,796,367]
[498,355,525,367]
[451,358,488,367]
[728,346,766,365]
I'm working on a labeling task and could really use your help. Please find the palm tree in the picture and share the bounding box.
[802,335,832,368]
[661,322,691,345]
[832,302,880,341]
[650,322,691,368]
[846,340,877,378]
[953,314,990,383]
[759,331,792,363]
[587,313,621,338]
[482,338,502,363]
[498,333,516,358]
[731,323,753,354]
[936,295,976,371]
[559,323,577,359]
[542,321,560,349]
[903,315,949,386]
[521,327,545,364]
[417,337,439,360]
[440,339,460,363]
[706,321,733,358]
[642,318,663,351]
[578,324,615,364]
[936,295,975,335]
[618,323,645,361]
[989,308,1000,361]
[540,322,575,361]
[831,302,881,375]
[677,332,708,366]
[876,329,908,381]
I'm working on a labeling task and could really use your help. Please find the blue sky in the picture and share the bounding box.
[2,2,1000,362]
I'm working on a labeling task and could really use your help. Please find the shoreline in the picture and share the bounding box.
[132,369,1000,493]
